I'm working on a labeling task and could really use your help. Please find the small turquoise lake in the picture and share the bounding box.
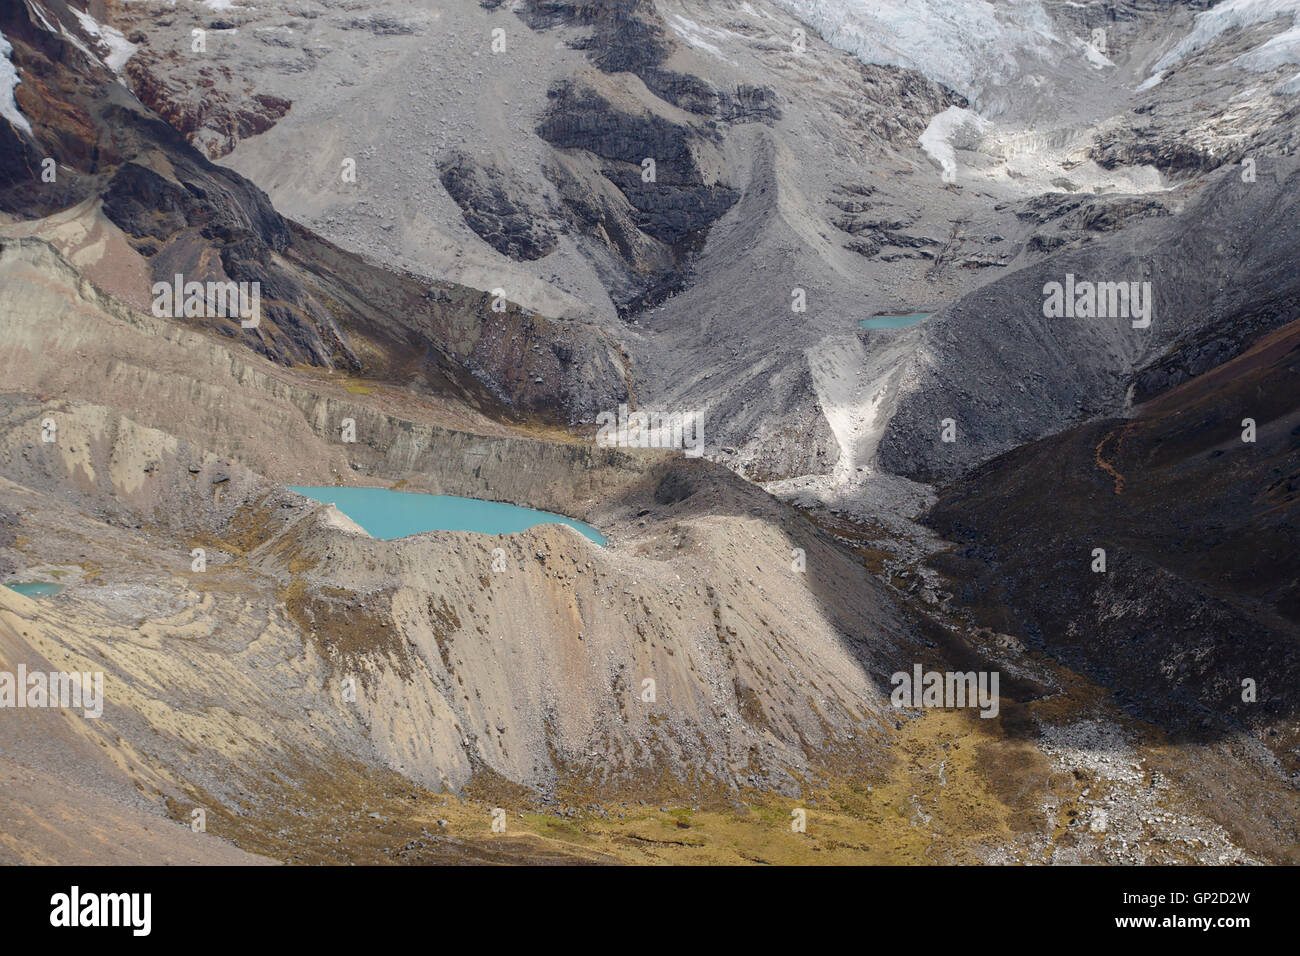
[858,312,932,330]
[289,486,607,545]
[4,582,63,597]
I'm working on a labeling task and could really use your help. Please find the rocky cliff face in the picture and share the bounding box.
[0,0,628,423]
[876,155,1300,481]
[78,0,1300,483]
[92,0,959,474]
[124,54,291,161]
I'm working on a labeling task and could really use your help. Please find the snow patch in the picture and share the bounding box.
[1136,71,1164,92]
[668,14,738,63]
[70,8,138,76]
[770,0,1090,109]
[1074,36,1114,69]
[919,106,992,181]
[1146,0,1300,94]
[917,109,1167,196]
[0,29,32,136]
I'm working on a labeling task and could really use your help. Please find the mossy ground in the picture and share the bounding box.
[149,689,1127,865]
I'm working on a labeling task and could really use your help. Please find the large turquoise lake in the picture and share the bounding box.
[858,312,932,330]
[289,486,607,545]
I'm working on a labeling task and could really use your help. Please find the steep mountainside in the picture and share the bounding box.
[1,0,1298,866]
[927,311,1300,770]
[0,0,628,422]
[97,0,1300,489]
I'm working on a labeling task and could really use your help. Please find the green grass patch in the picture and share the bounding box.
[523,814,593,845]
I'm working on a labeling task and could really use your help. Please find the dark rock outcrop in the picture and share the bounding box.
[438,151,559,261]
[536,80,738,316]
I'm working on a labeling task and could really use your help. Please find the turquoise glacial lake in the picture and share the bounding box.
[4,582,63,597]
[289,486,607,545]
[858,312,933,330]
